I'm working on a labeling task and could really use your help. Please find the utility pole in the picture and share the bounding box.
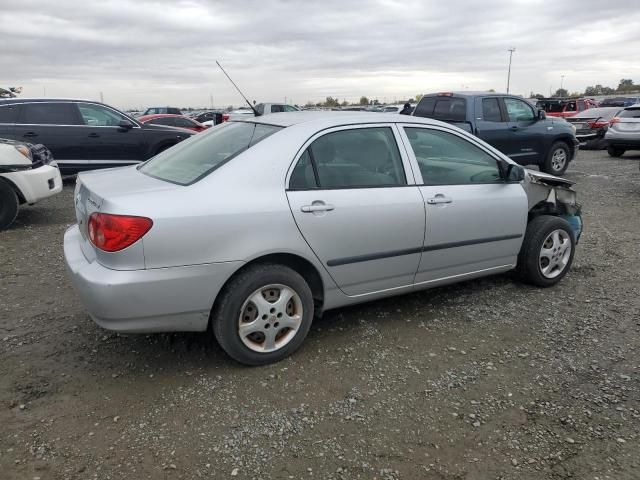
[506,47,516,94]
[560,75,565,92]
[100,91,104,103]
[210,93,213,109]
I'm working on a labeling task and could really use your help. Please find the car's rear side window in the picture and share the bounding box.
[0,105,19,123]
[19,103,82,125]
[140,122,282,185]
[414,97,466,122]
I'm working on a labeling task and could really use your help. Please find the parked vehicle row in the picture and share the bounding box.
[64,111,582,365]
[564,107,623,149]
[412,92,579,175]
[0,98,195,175]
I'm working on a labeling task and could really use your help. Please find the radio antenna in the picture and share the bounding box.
[216,61,260,116]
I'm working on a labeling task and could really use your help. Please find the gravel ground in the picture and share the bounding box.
[1,150,639,480]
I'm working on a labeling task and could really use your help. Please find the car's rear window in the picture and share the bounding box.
[619,109,640,118]
[139,121,282,185]
[413,96,467,122]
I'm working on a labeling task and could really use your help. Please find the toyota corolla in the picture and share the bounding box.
[64,112,582,365]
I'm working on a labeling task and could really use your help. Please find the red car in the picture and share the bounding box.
[137,114,208,132]
[536,98,598,118]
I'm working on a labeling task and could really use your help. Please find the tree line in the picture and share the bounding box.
[306,94,424,108]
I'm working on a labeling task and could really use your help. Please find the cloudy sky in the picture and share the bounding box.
[2,0,639,110]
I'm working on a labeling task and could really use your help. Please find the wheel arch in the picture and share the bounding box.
[209,252,326,327]
[0,176,26,204]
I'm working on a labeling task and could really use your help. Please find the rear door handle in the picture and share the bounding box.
[23,132,38,138]
[426,196,453,205]
[88,133,100,138]
[301,203,335,213]
[510,125,519,131]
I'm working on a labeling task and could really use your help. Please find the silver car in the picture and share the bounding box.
[64,112,582,365]
[605,104,640,158]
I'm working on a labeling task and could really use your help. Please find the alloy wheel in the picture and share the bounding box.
[551,148,567,172]
[238,284,303,353]
[538,229,572,279]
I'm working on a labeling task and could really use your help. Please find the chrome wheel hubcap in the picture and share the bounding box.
[551,148,567,171]
[238,284,303,353]
[539,229,571,279]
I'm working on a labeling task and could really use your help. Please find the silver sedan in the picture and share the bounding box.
[64,112,582,365]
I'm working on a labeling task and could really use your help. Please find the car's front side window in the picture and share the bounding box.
[78,103,128,126]
[404,127,502,185]
[289,127,406,190]
[504,98,535,122]
[0,105,19,123]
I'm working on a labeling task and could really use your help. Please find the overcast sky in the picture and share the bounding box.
[2,0,639,110]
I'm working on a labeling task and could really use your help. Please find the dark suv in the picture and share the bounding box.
[413,92,579,175]
[0,99,194,175]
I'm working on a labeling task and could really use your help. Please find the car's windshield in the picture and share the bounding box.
[139,121,282,185]
[619,108,640,119]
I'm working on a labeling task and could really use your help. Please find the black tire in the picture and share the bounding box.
[515,215,575,288]
[607,146,625,158]
[212,263,314,366]
[0,180,19,231]
[542,141,570,175]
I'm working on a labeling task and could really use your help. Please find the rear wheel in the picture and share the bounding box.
[516,216,575,287]
[542,142,570,175]
[212,264,314,366]
[607,146,625,157]
[0,180,19,231]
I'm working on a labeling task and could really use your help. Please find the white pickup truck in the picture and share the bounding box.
[0,139,63,230]
[208,103,301,125]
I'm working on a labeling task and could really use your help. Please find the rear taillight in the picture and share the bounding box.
[589,121,609,128]
[222,114,230,122]
[610,117,620,126]
[88,213,153,252]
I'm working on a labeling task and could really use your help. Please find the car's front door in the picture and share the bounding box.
[76,102,145,170]
[502,97,545,165]
[0,103,19,139]
[286,125,425,296]
[398,125,528,285]
[14,102,85,171]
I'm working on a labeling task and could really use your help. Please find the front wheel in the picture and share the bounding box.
[212,264,314,366]
[0,180,19,231]
[542,142,570,175]
[515,216,575,287]
[607,146,625,158]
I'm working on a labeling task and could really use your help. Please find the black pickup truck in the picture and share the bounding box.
[412,92,579,175]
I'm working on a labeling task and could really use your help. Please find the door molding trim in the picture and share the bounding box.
[327,234,522,267]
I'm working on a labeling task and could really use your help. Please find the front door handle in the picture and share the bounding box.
[88,132,100,138]
[426,195,453,205]
[23,132,38,138]
[510,125,519,131]
[301,203,335,213]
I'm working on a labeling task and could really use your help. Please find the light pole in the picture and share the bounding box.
[560,75,565,92]
[506,47,516,94]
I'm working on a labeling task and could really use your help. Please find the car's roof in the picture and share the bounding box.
[138,114,191,120]
[421,91,513,98]
[238,111,449,128]
[0,97,100,105]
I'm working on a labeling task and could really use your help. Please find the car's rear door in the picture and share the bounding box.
[0,103,19,139]
[398,124,528,285]
[473,96,512,154]
[286,124,425,296]
[14,102,85,171]
[502,97,545,165]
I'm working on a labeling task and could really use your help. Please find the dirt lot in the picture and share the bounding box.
[1,150,639,480]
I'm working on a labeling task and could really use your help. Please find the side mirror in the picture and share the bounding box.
[505,163,526,182]
[118,119,134,130]
[537,109,546,120]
